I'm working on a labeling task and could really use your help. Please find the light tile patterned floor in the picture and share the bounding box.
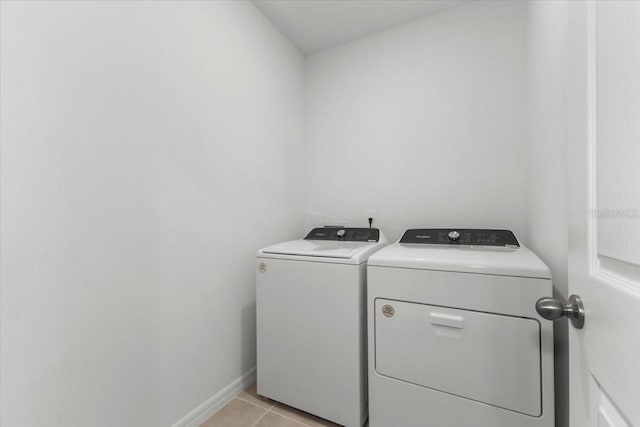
[200,382,341,427]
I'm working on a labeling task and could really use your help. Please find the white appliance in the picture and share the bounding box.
[367,229,554,427]
[256,227,388,427]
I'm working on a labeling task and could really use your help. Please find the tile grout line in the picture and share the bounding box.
[234,395,293,427]
[266,406,312,427]
[251,411,269,427]
[235,387,313,427]
[235,395,274,411]
[249,408,270,427]
[226,396,269,427]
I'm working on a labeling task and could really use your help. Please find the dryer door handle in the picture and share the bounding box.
[429,312,465,329]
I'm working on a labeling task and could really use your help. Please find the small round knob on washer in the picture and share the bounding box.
[448,231,461,241]
[336,229,346,238]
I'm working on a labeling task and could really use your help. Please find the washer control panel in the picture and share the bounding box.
[400,229,519,247]
[305,227,380,242]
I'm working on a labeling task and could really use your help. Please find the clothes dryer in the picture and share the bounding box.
[367,229,554,427]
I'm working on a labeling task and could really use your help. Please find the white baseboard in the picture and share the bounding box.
[172,367,257,427]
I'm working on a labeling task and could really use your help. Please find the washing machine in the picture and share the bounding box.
[256,227,388,427]
[367,229,554,427]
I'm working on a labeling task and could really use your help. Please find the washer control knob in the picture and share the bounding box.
[336,229,346,239]
[448,231,461,241]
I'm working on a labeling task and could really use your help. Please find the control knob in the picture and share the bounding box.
[336,229,346,239]
[448,231,461,241]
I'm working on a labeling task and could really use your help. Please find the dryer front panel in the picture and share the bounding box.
[374,299,542,417]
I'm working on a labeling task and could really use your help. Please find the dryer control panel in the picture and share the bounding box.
[305,227,380,242]
[400,229,519,247]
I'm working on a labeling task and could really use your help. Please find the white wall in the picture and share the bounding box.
[304,1,527,242]
[524,2,569,427]
[0,1,304,426]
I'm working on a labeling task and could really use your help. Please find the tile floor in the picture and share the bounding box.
[200,382,341,427]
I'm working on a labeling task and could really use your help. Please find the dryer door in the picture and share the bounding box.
[374,299,541,416]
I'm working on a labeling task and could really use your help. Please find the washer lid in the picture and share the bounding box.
[367,243,551,279]
[260,239,382,262]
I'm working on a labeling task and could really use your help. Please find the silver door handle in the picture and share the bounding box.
[535,295,585,329]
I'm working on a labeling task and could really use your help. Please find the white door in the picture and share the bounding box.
[566,1,640,426]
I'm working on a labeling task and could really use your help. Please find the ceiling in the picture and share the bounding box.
[253,0,467,54]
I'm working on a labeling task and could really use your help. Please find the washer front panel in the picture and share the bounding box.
[257,258,367,427]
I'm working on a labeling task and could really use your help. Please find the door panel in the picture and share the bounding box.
[567,2,640,426]
[595,1,640,268]
[596,383,630,427]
